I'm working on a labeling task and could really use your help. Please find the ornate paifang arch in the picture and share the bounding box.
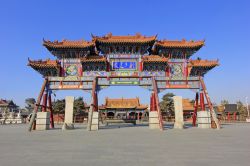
[28,33,220,131]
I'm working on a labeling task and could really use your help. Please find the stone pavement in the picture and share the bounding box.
[0,123,250,166]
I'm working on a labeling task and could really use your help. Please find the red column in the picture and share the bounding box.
[139,61,143,80]
[150,93,156,112]
[95,92,98,112]
[233,112,237,121]
[42,91,48,112]
[106,62,110,81]
[192,92,199,126]
[78,64,83,77]
[48,92,54,128]
[227,112,230,121]
[60,66,65,77]
[150,94,153,112]
[93,91,98,112]
[106,62,110,72]
[200,92,205,111]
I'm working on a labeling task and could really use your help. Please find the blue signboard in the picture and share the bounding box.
[113,61,136,70]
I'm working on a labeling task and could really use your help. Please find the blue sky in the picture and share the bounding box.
[0,0,249,107]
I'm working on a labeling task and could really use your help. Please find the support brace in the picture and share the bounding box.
[87,77,99,131]
[200,78,220,129]
[28,79,48,131]
[152,77,164,130]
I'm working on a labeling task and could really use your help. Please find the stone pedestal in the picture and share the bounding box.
[90,112,99,131]
[197,111,211,129]
[62,96,74,130]
[173,96,184,129]
[149,111,160,129]
[36,112,50,130]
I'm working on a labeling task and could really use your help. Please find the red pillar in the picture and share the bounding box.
[106,62,110,72]
[151,93,156,112]
[233,112,237,121]
[78,64,83,77]
[42,91,48,112]
[139,61,143,80]
[139,61,142,71]
[192,92,199,126]
[200,92,205,111]
[150,93,153,112]
[92,91,98,112]
[227,112,230,121]
[48,92,54,128]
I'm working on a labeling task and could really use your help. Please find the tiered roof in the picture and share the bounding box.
[92,33,157,44]
[28,59,61,76]
[99,97,148,110]
[155,39,204,49]
[43,39,96,58]
[154,39,205,58]
[28,33,218,77]
[43,39,95,49]
[188,59,219,76]
[189,59,219,67]
[28,59,60,68]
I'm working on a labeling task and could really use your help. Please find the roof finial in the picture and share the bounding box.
[107,32,112,38]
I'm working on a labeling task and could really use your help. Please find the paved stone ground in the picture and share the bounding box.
[0,123,250,166]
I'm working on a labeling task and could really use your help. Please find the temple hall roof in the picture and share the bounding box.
[100,97,148,110]
[0,99,17,107]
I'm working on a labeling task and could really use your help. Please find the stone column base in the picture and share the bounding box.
[174,122,184,129]
[149,111,160,129]
[36,112,50,130]
[89,112,99,131]
[62,123,74,130]
[197,111,211,129]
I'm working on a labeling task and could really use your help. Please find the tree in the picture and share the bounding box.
[220,100,229,119]
[220,100,229,106]
[25,98,36,113]
[160,93,175,116]
[52,97,86,114]
[73,97,85,115]
[52,99,65,114]
[236,100,247,120]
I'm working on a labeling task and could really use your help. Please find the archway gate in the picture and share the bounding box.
[28,33,220,131]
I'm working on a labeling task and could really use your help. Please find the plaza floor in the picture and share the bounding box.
[0,123,250,166]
